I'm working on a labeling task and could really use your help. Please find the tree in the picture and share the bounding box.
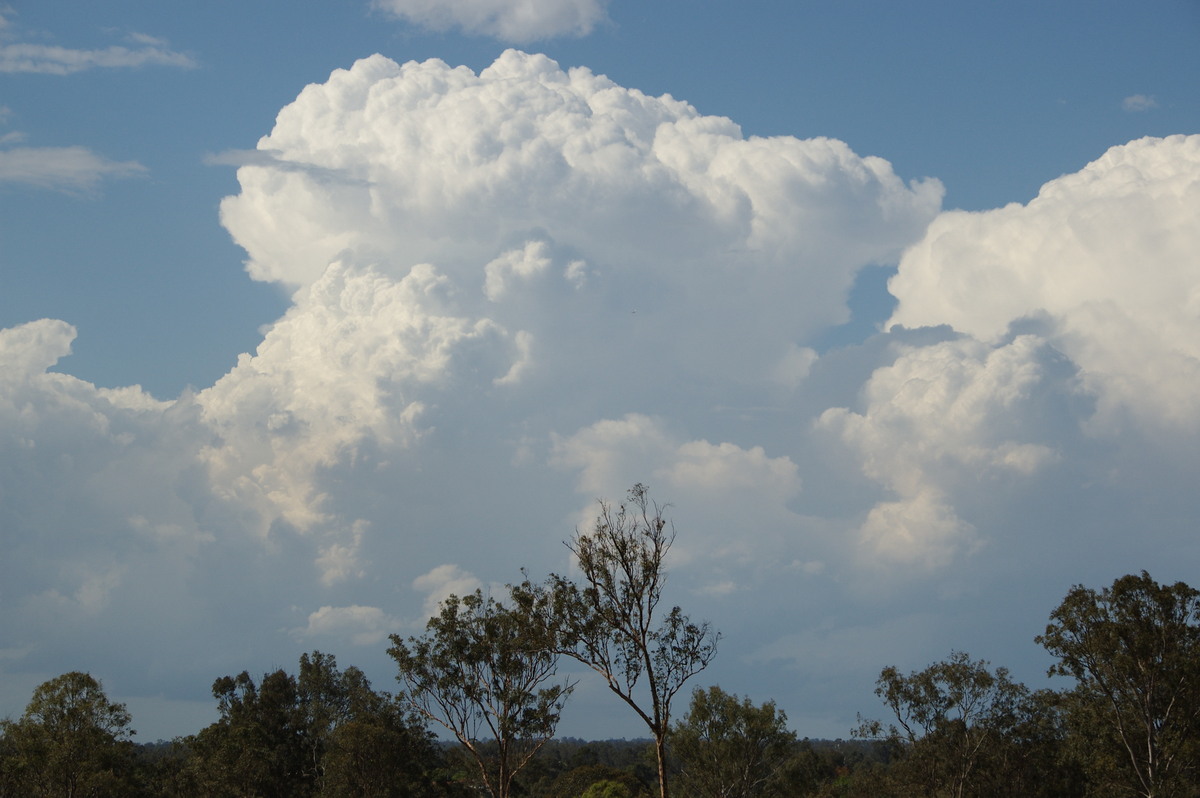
[298,651,446,798]
[0,671,135,798]
[542,763,650,798]
[854,651,1069,798]
[579,780,634,798]
[1037,571,1200,798]
[541,484,719,798]
[669,686,797,798]
[181,651,445,797]
[388,588,572,798]
[184,667,310,797]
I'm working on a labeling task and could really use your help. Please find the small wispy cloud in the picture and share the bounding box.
[0,11,195,75]
[372,0,608,43]
[1122,94,1158,112]
[0,145,145,193]
[0,41,195,75]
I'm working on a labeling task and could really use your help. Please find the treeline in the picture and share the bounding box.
[2,571,1199,797]
[2,486,1198,797]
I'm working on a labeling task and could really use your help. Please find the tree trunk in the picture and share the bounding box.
[655,733,669,798]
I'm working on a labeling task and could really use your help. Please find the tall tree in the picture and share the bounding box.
[1037,571,1200,798]
[669,686,797,798]
[541,484,719,798]
[388,588,572,798]
[0,671,135,798]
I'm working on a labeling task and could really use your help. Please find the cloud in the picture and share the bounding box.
[887,135,1200,433]
[551,414,805,570]
[14,49,1200,743]
[819,335,1066,572]
[1122,94,1158,112]
[219,50,941,393]
[412,564,483,620]
[196,259,517,537]
[0,13,195,75]
[294,605,401,645]
[1,54,943,724]
[0,42,195,74]
[0,145,145,193]
[371,0,608,43]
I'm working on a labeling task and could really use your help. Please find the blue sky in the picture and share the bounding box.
[1,0,1199,742]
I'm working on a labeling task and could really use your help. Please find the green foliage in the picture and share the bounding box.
[0,671,136,798]
[179,651,445,797]
[579,779,634,798]
[515,739,654,798]
[538,762,651,798]
[184,668,309,797]
[670,685,797,798]
[1037,571,1200,798]
[853,651,1078,798]
[389,588,572,798]
[537,483,719,798]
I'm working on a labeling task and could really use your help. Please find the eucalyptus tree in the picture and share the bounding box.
[1037,571,1200,798]
[538,483,719,798]
[182,651,443,797]
[0,671,135,798]
[855,651,1074,798]
[670,686,797,798]
[388,587,572,798]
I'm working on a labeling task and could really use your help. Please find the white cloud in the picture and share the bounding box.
[219,50,940,391]
[15,48,1200,744]
[0,16,194,75]
[819,335,1065,571]
[295,605,400,645]
[371,0,608,43]
[1122,94,1158,112]
[551,414,805,568]
[196,259,517,536]
[412,564,483,620]
[0,145,145,193]
[887,135,1200,433]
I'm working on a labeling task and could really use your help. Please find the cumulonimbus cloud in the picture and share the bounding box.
[219,50,941,393]
[8,48,1198,740]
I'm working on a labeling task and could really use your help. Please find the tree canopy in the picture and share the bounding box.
[538,483,719,798]
[1037,571,1200,798]
[389,587,572,798]
[0,671,135,798]
[670,685,797,798]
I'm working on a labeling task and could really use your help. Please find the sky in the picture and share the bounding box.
[1,0,1199,743]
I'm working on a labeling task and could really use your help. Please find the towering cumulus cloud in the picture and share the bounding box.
[888,135,1200,433]
[821,135,1200,580]
[207,51,941,576]
[0,52,941,707]
[219,50,940,388]
[18,51,1200,738]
